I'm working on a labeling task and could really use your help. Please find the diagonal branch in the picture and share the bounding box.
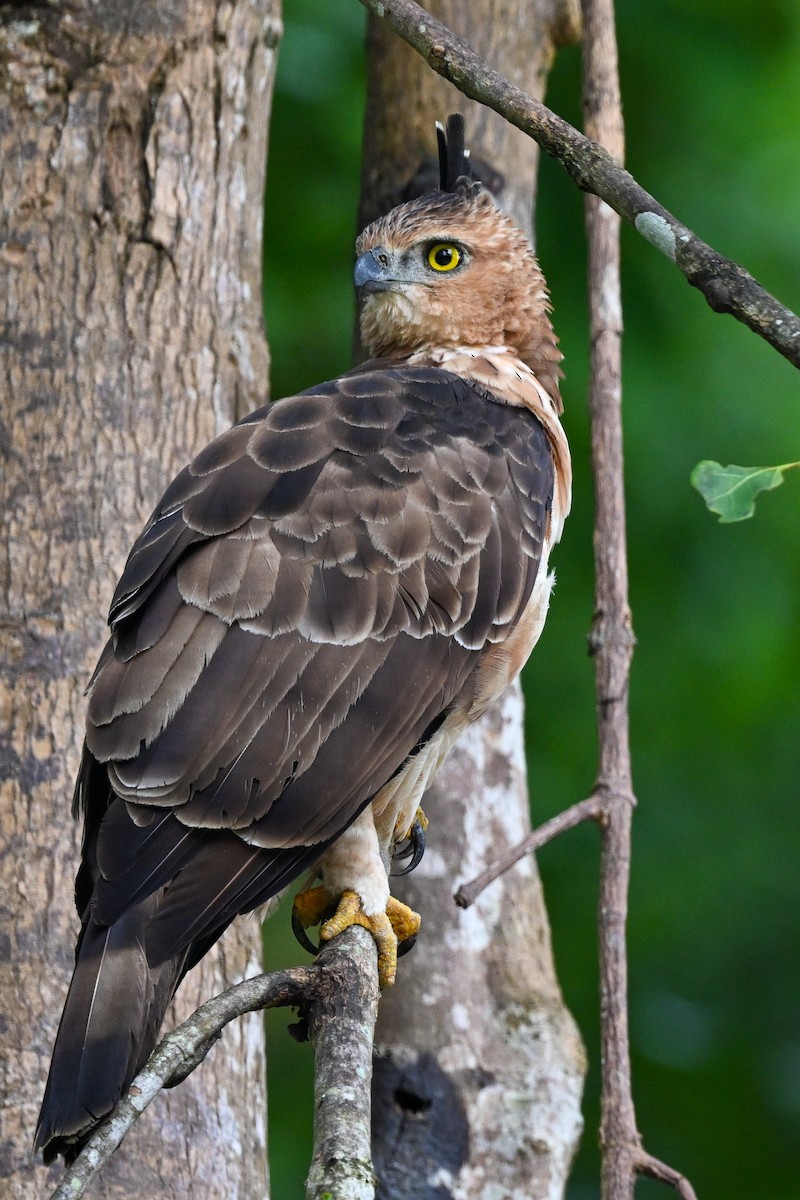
[637,1151,700,1200]
[454,795,604,908]
[47,965,316,1200]
[359,0,800,370]
[47,928,380,1200]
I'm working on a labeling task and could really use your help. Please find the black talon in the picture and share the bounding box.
[391,818,426,877]
[291,910,320,958]
[397,932,418,958]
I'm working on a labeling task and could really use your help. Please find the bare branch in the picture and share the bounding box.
[47,965,316,1200]
[581,2,697,1198]
[580,4,637,1194]
[360,0,800,369]
[48,927,383,1200]
[454,795,604,909]
[305,926,381,1200]
[637,1152,701,1200]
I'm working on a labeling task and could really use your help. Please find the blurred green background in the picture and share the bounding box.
[261,1,800,1196]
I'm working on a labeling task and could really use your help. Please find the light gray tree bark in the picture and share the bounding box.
[0,3,279,1196]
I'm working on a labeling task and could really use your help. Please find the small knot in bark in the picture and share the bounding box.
[587,608,636,659]
[702,276,735,315]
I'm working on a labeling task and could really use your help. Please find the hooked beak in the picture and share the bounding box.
[354,247,401,298]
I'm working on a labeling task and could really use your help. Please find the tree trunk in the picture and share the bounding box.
[0,2,278,1196]
[360,4,587,1196]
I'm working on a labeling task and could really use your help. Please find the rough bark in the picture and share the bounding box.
[0,2,278,1196]
[359,7,586,1196]
[305,929,381,1200]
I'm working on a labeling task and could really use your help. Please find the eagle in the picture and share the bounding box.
[35,115,571,1163]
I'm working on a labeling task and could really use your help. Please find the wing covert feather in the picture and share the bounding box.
[82,364,554,965]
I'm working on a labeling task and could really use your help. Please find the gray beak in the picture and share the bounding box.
[354,247,398,297]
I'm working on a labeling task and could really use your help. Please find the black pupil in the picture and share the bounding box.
[434,246,454,267]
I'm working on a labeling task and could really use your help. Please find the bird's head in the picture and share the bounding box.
[355,116,559,386]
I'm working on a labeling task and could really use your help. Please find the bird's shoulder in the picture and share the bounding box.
[107,363,554,654]
[82,362,556,860]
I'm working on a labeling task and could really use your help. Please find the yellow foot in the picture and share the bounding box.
[296,888,419,988]
[292,885,421,986]
[292,884,335,929]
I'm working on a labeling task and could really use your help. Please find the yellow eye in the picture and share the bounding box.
[427,243,461,272]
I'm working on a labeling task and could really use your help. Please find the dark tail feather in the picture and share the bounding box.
[35,897,183,1164]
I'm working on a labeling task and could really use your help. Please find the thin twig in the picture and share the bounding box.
[454,795,604,908]
[637,1152,700,1200]
[581,2,696,1198]
[359,0,800,370]
[580,0,639,1194]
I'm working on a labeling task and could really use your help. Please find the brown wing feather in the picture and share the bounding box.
[83,364,552,950]
[37,364,555,1163]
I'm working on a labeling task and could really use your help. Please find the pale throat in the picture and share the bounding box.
[360,289,503,360]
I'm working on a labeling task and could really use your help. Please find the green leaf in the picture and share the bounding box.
[690,461,791,522]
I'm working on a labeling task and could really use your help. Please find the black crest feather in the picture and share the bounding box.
[436,113,472,191]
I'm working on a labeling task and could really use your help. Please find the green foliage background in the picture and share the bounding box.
[261,2,800,1196]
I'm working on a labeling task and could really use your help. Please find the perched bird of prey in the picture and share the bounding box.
[36,115,571,1163]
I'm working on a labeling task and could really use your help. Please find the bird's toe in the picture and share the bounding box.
[317,888,421,987]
